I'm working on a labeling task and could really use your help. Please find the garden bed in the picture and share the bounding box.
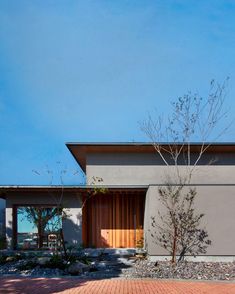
[122,259,235,281]
[0,251,235,281]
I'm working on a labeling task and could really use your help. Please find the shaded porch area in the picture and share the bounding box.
[0,186,147,250]
[82,189,146,248]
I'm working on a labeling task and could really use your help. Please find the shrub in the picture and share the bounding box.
[17,260,38,271]
[0,237,6,250]
[43,254,66,270]
[0,254,6,264]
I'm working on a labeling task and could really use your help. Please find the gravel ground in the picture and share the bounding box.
[1,255,235,281]
[0,259,65,277]
[121,259,235,281]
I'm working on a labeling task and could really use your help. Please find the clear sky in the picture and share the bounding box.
[0,0,235,185]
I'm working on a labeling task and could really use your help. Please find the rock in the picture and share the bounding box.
[37,257,51,266]
[6,256,15,262]
[135,254,145,259]
[85,250,100,258]
[154,261,158,267]
[67,261,89,275]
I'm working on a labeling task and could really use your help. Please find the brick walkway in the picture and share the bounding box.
[0,278,235,294]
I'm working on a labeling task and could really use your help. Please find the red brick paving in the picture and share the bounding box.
[0,278,234,294]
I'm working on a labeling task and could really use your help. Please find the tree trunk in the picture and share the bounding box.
[171,227,177,264]
[37,212,44,249]
[60,228,68,259]
[178,246,186,262]
[38,224,43,249]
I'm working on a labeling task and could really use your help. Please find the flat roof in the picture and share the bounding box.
[66,142,235,172]
[0,185,148,189]
[0,185,148,199]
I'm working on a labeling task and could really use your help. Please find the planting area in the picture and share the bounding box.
[0,251,235,281]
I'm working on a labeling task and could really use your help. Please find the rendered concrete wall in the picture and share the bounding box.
[144,185,235,257]
[0,199,5,237]
[5,191,82,249]
[86,152,235,185]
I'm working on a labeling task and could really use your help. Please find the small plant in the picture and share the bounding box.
[14,253,25,261]
[135,252,147,260]
[0,237,6,250]
[65,244,85,264]
[136,238,144,249]
[0,253,20,264]
[136,226,144,249]
[43,254,66,270]
[17,260,38,271]
[79,255,91,265]
[66,253,77,265]
[0,254,7,265]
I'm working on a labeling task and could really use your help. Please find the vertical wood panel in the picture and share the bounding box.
[112,194,115,248]
[121,195,124,247]
[129,195,134,247]
[84,192,145,248]
[116,194,119,248]
[127,196,130,248]
[123,195,127,248]
[82,196,87,247]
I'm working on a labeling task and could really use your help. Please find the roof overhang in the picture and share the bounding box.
[66,142,235,173]
[0,185,148,199]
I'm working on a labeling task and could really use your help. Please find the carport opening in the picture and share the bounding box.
[15,205,62,250]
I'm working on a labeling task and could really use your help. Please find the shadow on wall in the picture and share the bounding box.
[0,199,5,237]
[5,220,12,249]
[88,152,235,166]
[63,213,82,247]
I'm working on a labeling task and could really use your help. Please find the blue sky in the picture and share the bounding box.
[0,0,235,185]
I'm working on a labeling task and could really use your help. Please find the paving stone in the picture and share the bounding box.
[0,277,235,294]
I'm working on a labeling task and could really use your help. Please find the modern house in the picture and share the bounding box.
[1,142,235,261]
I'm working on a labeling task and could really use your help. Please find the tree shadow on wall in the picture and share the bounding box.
[63,215,82,247]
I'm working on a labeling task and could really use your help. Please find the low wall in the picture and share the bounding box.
[144,185,235,258]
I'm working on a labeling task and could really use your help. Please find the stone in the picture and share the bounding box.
[97,262,107,269]
[5,256,15,262]
[67,261,89,275]
[83,249,100,258]
[37,257,51,266]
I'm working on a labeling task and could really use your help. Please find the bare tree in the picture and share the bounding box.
[150,186,211,264]
[26,163,84,256]
[79,176,108,214]
[141,78,230,185]
[18,206,61,249]
[141,79,230,263]
[26,165,107,256]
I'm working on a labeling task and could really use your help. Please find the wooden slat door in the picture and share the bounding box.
[83,193,145,248]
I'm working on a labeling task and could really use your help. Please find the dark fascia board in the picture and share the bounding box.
[0,185,148,189]
[0,185,148,199]
[66,142,235,173]
[66,142,235,146]
[0,185,149,199]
